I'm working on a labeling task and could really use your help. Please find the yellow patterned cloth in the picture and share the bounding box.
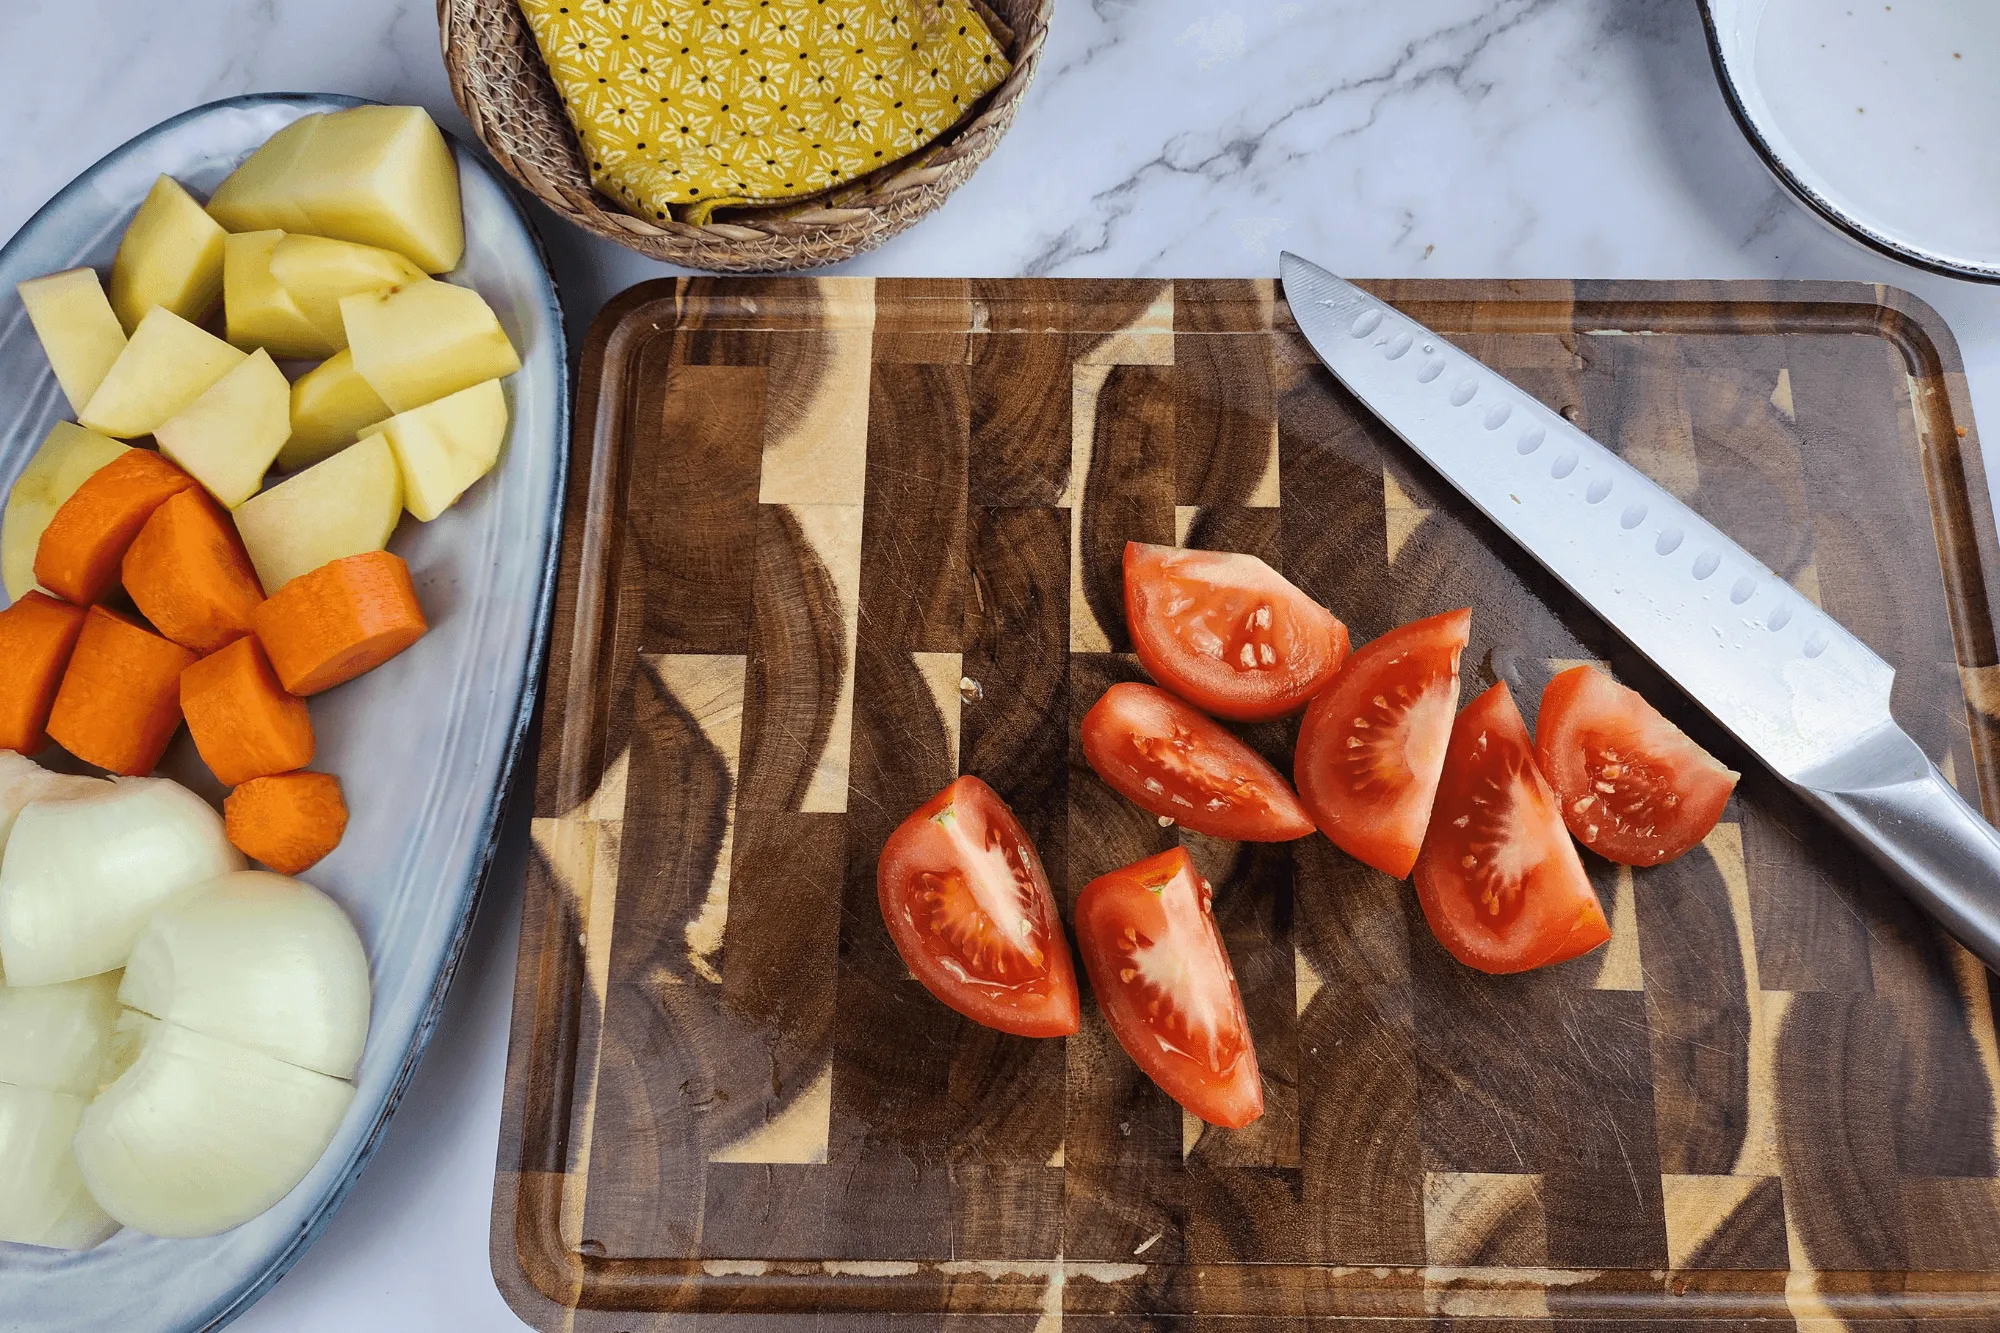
[520,0,1011,224]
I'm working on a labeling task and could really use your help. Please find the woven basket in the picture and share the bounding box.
[438,0,1051,273]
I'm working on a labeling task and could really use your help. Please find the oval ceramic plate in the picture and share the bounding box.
[0,95,566,1329]
[1702,0,2000,283]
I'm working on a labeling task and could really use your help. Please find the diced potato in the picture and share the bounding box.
[281,349,390,473]
[154,349,291,508]
[79,308,246,439]
[369,378,507,521]
[0,1085,119,1251]
[269,234,425,347]
[16,269,128,414]
[233,434,402,593]
[223,230,329,360]
[1,423,130,599]
[342,279,519,412]
[107,176,226,334]
[206,106,464,274]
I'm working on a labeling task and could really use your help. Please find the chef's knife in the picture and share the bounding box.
[1280,252,2000,972]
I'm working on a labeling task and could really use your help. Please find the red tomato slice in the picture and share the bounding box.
[1415,682,1611,974]
[1295,609,1469,878]
[1124,542,1351,722]
[1075,847,1263,1127]
[877,775,1080,1037]
[1535,665,1740,866]
[1081,682,1315,842]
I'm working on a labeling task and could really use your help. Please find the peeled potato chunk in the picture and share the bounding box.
[73,1014,354,1239]
[270,234,425,348]
[108,175,227,333]
[370,378,507,521]
[341,279,520,413]
[0,1085,119,1251]
[1,423,130,600]
[16,269,128,415]
[282,349,391,473]
[222,230,329,360]
[233,433,402,594]
[206,105,464,274]
[154,348,292,508]
[79,308,246,440]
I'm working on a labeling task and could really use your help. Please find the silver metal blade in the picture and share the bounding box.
[1279,252,1894,781]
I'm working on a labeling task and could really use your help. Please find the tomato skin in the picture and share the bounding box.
[1536,666,1740,866]
[877,776,1080,1037]
[1124,542,1351,722]
[1295,609,1469,878]
[1414,682,1611,974]
[1074,847,1263,1127]
[1081,683,1314,842]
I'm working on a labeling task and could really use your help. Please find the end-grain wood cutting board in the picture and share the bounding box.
[495,277,2000,1329]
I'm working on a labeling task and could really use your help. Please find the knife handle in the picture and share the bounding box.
[1798,731,2000,975]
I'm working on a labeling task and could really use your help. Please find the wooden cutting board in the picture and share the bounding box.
[494,277,2000,1329]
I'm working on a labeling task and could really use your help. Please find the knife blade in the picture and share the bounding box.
[1281,252,2000,972]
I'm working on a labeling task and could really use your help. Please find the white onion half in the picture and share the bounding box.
[0,970,120,1094]
[121,871,371,1079]
[73,1013,354,1238]
[0,777,244,986]
[0,750,108,850]
[0,1083,120,1251]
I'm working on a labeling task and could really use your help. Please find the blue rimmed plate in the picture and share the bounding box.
[0,94,567,1331]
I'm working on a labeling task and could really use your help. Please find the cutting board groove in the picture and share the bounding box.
[496,277,2000,1328]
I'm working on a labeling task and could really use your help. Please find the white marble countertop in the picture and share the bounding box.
[5,1,1996,1329]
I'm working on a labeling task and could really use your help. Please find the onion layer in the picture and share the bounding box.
[73,1014,354,1238]
[0,777,244,986]
[0,970,120,1094]
[0,751,108,850]
[121,871,371,1079]
[0,1083,120,1251]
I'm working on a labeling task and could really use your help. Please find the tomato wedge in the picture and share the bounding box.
[877,776,1080,1037]
[1536,665,1739,866]
[1081,682,1314,841]
[1295,609,1469,878]
[1075,847,1263,1126]
[1124,542,1350,722]
[1414,682,1611,974]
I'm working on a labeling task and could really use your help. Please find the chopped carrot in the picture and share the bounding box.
[251,550,426,696]
[121,488,265,655]
[33,450,196,604]
[180,636,314,786]
[46,605,195,775]
[0,592,89,754]
[225,771,348,873]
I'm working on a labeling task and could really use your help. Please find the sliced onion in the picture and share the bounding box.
[0,750,109,851]
[0,1083,120,1250]
[73,1013,354,1238]
[0,777,244,986]
[0,970,120,1094]
[121,871,370,1079]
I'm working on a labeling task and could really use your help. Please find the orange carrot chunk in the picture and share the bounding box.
[122,488,266,655]
[225,771,348,874]
[0,592,90,754]
[34,450,197,604]
[180,636,314,786]
[46,605,196,775]
[251,550,426,696]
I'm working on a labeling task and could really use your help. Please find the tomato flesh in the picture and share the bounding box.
[877,776,1080,1037]
[1075,846,1263,1126]
[1536,665,1739,866]
[1415,682,1611,974]
[1124,542,1351,722]
[1295,609,1469,877]
[1081,682,1314,841]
